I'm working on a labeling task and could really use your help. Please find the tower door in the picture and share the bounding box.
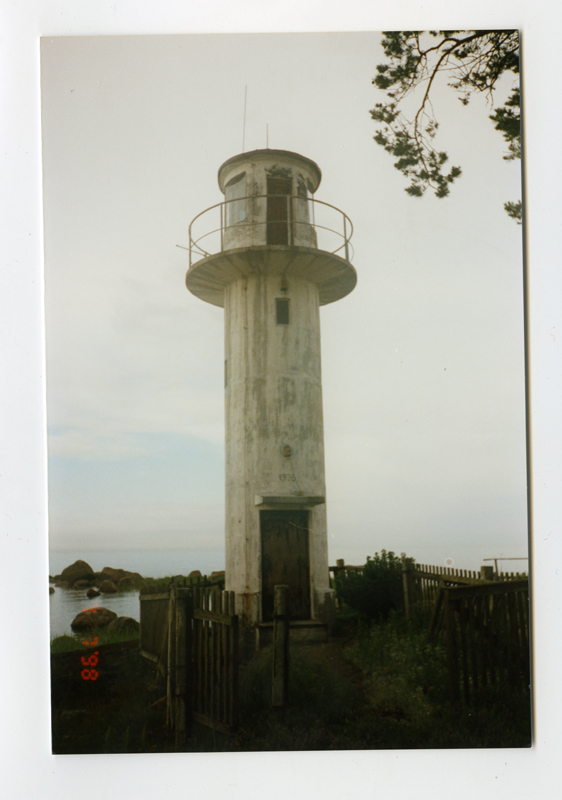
[260,509,311,621]
[266,177,292,245]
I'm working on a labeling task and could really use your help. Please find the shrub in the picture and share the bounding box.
[335,550,408,620]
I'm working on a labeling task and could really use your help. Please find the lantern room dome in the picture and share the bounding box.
[217,149,322,194]
[185,148,356,307]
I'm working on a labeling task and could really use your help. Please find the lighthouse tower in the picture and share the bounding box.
[186,149,356,636]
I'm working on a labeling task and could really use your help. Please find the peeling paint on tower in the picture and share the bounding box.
[185,149,356,644]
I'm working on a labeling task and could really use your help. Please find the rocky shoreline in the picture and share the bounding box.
[49,559,226,637]
[50,559,148,594]
[49,559,148,636]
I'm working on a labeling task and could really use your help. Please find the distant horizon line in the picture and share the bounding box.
[49,546,225,552]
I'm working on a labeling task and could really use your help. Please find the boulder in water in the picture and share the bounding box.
[60,560,95,585]
[70,607,117,631]
[101,567,129,583]
[100,567,146,588]
[106,616,140,633]
[117,574,147,590]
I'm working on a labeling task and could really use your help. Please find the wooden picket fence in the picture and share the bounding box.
[401,561,530,705]
[330,559,495,614]
[401,560,528,618]
[331,557,530,708]
[139,579,239,745]
[139,574,225,673]
[190,585,239,733]
[402,561,487,618]
[139,586,170,673]
[329,559,364,579]
[429,579,530,706]
[329,559,364,610]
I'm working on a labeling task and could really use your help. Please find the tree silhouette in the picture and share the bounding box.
[371,31,521,220]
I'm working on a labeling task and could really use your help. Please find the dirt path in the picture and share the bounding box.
[291,635,366,688]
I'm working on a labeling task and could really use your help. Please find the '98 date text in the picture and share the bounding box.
[80,608,100,680]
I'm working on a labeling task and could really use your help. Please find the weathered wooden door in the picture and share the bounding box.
[260,509,311,621]
[266,177,292,245]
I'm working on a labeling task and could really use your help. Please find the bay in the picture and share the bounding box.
[49,547,225,640]
[49,586,142,639]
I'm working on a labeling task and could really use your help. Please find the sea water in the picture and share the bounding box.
[49,586,142,639]
[49,548,225,640]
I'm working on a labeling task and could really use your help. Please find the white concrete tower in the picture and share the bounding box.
[186,149,356,634]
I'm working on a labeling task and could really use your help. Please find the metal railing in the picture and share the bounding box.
[185,194,354,268]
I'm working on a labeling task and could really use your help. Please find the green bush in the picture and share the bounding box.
[335,550,408,620]
[344,612,531,748]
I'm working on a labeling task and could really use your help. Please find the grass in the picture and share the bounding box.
[51,640,168,754]
[50,606,532,752]
[51,628,140,653]
[341,609,532,748]
[179,641,377,752]
[184,611,531,752]
[232,646,366,750]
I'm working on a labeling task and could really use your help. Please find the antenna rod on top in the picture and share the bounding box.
[266,124,269,149]
[242,86,247,152]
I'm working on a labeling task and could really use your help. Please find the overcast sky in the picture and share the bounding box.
[41,32,527,573]
[4,0,562,795]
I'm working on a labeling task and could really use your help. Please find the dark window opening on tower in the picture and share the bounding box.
[276,298,290,325]
[267,177,292,245]
[225,172,246,226]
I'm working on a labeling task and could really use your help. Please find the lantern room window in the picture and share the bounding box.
[225,172,246,225]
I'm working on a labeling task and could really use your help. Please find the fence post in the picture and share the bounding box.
[402,557,415,617]
[174,588,192,750]
[166,581,177,731]
[429,586,445,641]
[230,592,239,729]
[272,585,289,708]
[333,559,345,609]
[444,590,460,707]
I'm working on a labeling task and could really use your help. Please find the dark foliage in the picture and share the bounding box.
[50,616,531,752]
[371,30,521,219]
[335,550,407,620]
